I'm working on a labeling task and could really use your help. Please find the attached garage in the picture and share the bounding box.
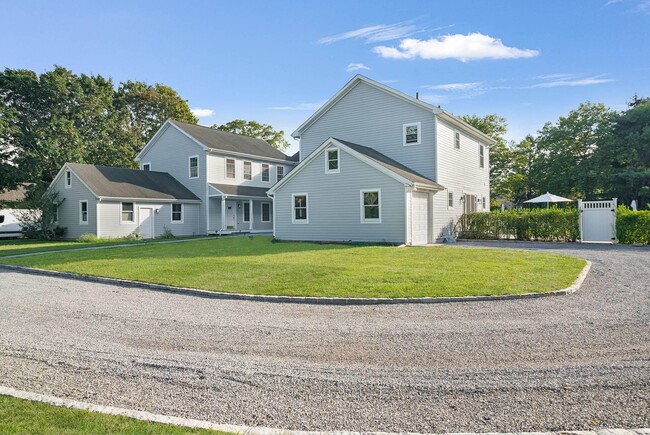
[410,191,430,245]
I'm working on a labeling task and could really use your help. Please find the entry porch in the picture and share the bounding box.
[208,184,273,235]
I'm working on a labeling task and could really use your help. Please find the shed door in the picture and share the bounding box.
[138,207,154,239]
[411,192,429,245]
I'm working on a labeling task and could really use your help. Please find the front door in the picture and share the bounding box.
[225,201,237,230]
[138,207,154,239]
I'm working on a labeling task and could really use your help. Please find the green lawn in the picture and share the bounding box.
[0,395,227,434]
[0,238,146,257]
[0,236,587,298]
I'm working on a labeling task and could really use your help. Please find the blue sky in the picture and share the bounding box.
[2,0,649,154]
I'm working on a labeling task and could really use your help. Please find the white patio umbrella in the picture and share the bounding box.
[524,192,573,208]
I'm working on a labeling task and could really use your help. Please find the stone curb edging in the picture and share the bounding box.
[0,260,592,306]
[1,385,647,435]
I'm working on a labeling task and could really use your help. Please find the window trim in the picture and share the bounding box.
[454,131,461,149]
[242,201,251,223]
[276,165,285,182]
[360,189,382,224]
[261,202,271,223]
[225,158,236,179]
[448,191,454,209]
[479,144,485,168]
[171,203,184,224]
[120,202,135,224]
[403,122,422,146]
[325,147,340,174]
[142,162,151,171]
[291,193,309,224]
[65,170,71,188]
[243,161,252,180]
[261,163,270,183]
[189,155,199,179]
[79,200,88,225]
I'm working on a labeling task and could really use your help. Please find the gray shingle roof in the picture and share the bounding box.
[170,120,295,162]
[333,138,444,190]
[67,163,200,201]
[209,183,269,198]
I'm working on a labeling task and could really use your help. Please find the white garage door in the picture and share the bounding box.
[411,192,429,245]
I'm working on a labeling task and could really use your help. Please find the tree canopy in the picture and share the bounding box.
[0,66,197,200]
[213,119,290,152]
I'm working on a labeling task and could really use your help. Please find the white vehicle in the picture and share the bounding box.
[0,209,24,238]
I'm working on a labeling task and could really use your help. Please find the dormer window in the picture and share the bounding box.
[325,148,339,173]
[403,122,421,146]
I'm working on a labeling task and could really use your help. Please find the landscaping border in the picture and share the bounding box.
[0,259,591,305]
[0,385,647,435]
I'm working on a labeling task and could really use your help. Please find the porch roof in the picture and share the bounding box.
[209,183,270,199]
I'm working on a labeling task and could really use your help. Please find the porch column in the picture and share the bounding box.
[221,195,226,234]
[249,199,253,230]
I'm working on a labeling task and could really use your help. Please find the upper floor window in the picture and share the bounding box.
[454,131,461,149]
[326,148,339,173]
[243,161,252,180]
[361,190,381,223]
[292,194,308,223]
[65,170,71,188]
[448,191,454,209]
[79,201,88,224]
[277,166,285,182]
[226,158,235,179]
[482,196,487,210]
[403,122,421,146]
[261,164,270,182]
[172,203,183,222]
[121,202,134,223]
[189,156,199,178]
[142,163,151,171]
[479,145,485,168]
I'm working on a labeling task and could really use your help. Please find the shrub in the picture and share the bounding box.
[78,233,99,242]
[456,208,580,242]
[15,190,65,240]
[616,206,650,244]
[160,226,175,239]
[126,232,143,240]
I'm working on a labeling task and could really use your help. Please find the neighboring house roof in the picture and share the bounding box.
[209,183,269,198]
[64,163,200,201]
[268,137,444,196]
[333,138,444,189]
[291,75,496,146]
[136,119,296,163]
[0,184,30,202]
[288,151,300,162]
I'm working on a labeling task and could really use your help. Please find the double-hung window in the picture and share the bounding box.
[243,161,252,180]
[261,164,270,182]
[325,148,339,173]
[448,191,454,209]
[226,159,235,179]
[171,203,183,222]
[292,194,308,223]
[65,171,71,188]
[479,145,485,168]
[189,156,199,178]
[276,166,284,182]
[79,201,88,224]
[261,202,271,222]
[121,202,134,223]
[361,190,381,223]
[403,122,421,146]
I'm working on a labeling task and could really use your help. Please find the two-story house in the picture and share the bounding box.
[50,120,297,239]
[267,75,495,245]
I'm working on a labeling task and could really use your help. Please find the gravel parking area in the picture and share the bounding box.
[0,241,648,433]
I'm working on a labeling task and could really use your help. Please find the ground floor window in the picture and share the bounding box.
[80,201,88,224]
[261,202,271,222]
[243,202,251,223]
[121,202,134,223]
[361,190,381,223]
[292,194,308,223]
[172,203,183,222]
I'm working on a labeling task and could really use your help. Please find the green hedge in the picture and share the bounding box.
[616,206,650,244]
[457,209,580,242]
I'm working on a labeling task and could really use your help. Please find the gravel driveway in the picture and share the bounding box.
[0,241,648,433]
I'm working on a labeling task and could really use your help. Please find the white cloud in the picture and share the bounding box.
[346,63,371,72]
[605,0,623,5]
[191,108,214,118]
[318,21,418,44]
[422,82,482,91]
[268,101,325,111]
[373,33,540,62]
[533,73,575,80]
[419,94,449,105]
[529,76,615,88]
